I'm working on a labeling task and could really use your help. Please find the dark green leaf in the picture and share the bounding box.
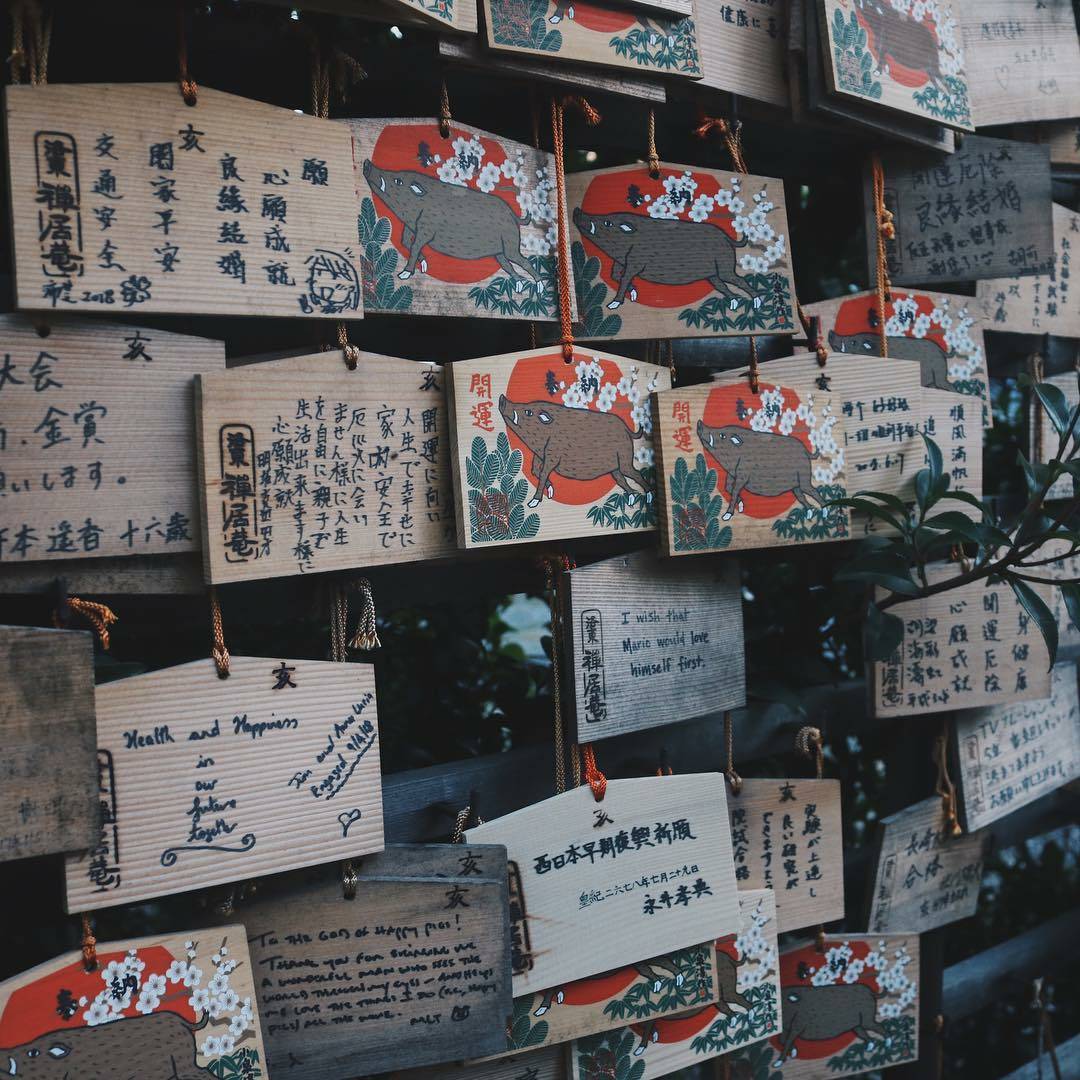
[865,602,904,660]
[1024,376,1072,437]
[1060,583,1080,635]
[922,432,943,488]
[835,569,922,595]
[939,490,988,518]
[1007,576,1057,670]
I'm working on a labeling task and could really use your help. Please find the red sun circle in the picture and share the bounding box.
[855,11,940,88]
[833,292,948,352]
[571,4,638,33]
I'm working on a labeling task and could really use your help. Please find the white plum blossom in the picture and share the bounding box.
[215,988,240,1013]
[689,194,715,222]
[563,384,588,409]
[83,999,115,1026]
[631,403,652,433]
[634,444,655,469]
[189,987,211,1012]
[202,1035,224,1058]
[735,897,778,992]
[477,162,501,193]
[884,294,983,384]
[208,972,230,997]
[228,1013,249,1039]
[596,383,618,412]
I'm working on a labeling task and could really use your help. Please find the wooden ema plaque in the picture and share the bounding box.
[241,846,513,1078]
[481,1,703,80]
[867,796,987,935]
[64,656,383,912]
[569,890,781,1079]
[0,315,223,565]
[395,1046,567,1080]
[0,625,97,863]
[977,204,1080,339]
[0,926,269,1079]
[4,84,362,318]
[566,161,796,342]
[867,136,1055,286]
[465,775,741,993]
[561,549,745,743]
[446,348,670,549]
[726,933,920,1077]
[653,368,851,556]
[346,118,566,322]
[1038,119,1080,167]
[1039,539,1080,649]
[870,563,1053,718]
[1027,370,1080,502]
[729,779,844,934]
[696,0,789,107]
[955,661,1080,832]
[196,352,457,583]
[818,0,972,130]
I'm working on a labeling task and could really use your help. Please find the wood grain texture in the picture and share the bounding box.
[465,775,741,993]
[346,118,566,321]
[696,0,789,107]
[867,795,987,934]
[1026,369,1080,501]
[447,347,670,549]
[64,656,383,912]
[819,0,974,131]
[870,562,1053,718]
[395,1046,567,1080]
[617,0,695,15]
[960,0,1080,127]
[0,625,97,863]
[567,162,796,342]
[977,204,1080,339]
[654,365,852,556]
[1037,539,1080,648]
[867,136,1055,286]
[257,0,474,28]
[481,0,703,79]
[0,314,224,564]
[729,779,844,934]
[0,925,269,1077]
[0,553,204,596]
[568,889,781,1078]
[954,661,1080,832]
[4,84,363,318]
[195,352,458,583]
[1037,119,1080,166]
[562,549,745,742]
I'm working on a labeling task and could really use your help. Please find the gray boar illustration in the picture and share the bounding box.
[573,208,753,309]
[499,394,650,507]
[776,983,887,1065]
[697,422,828,521]
[828,328,959,393]
[855,0,945,89]
[362,159,538,284]
[4,1011,212,1079]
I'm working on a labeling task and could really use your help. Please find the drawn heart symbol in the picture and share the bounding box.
[338,808,362,837]
[994,65,1010,90]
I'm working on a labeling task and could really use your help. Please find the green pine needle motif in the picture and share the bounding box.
[670,454,733,553]
[467,255,557,318]
[490,0,562,51]
[771,483,849,542]
[689,982,779,1055]
[586,466,657,531]
[831,8,883,100]
[679,274,794,334]
[576,1029,647,1080]
[609,18,701,74]
[571,241,623,339]
[825,1014,917,1071]
[913,76,972,127]
[467,432,541,543]
[358,197,413,312]
[207,1047,263,1079]
[504,996,551,1051]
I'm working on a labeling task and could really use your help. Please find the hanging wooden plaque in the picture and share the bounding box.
[1026,370,1080,501]
[870,564,1053,718]
[4,83,362,318]
[566,161,796,341]
[64,656,383,912]
[1037,119,1080,167]
[0,926,269,1078]
[653,370,851,556]
[481,2,703,80]
[955,661,1080,832]
[395,1046,567,1080]
[465,775,741,993]
[561,549,745,742]
[195,352,457,583]
[241,848,513,1078]
[345,118,567,322]
[1038,538,1080,649]
[819,0,973,130]
[726,933,920,1077]
[258,0,475,29]
[867,796,987,934]
[977,205,1080,340]
[446,348,670,549]
[867,136,1055,286]
[569,889,781,1079]
[0,625,97,863]
[696,0,789,107]
[0,315,223,564]
[729,779,844,934]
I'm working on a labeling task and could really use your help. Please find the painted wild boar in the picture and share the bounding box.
[697,422,828,521]
[776,982,887,1064]
[533,956,687,1017]
[856,0,945,88]
[4,1011,212,1079]
[362,159,538,284]
[573,208,752,309]
[828,328,959,393]
[499,395,650,507]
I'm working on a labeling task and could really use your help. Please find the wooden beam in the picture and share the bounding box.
[1000,1033,1080,1080]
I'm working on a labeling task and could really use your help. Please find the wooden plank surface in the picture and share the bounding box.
[1027,370,1080,501]
[0,625,98,863]
[696,0,789,107]
[195,352,458,583]
[562,549,745,742]
[395,1046,567,1080]
[569,889,781,1078]
[0,925,269,1077]
[566,161,797,342]
[0,314,224,565]
[1039,539,1080,648]
[954,661,1080,832]
[446,347,670,549]
[0,552,204,596]
[4,84,363,319]
[653,365,852,556]
[869,136,1055,286]
[867,795,987,934]
[256,0,475,30]
[345,118,565,322]
[465,775,741,993]
[870,563,1053,718]
[64,656,383,912]
[1038,118,1080,166]
[1001,1033,1080,1080]
[729,778,844,934]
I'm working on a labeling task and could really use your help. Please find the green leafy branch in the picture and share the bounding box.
[571,240,622,338]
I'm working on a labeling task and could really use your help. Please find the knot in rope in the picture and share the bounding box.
[581,743,607,801]
[57,597,118,651]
